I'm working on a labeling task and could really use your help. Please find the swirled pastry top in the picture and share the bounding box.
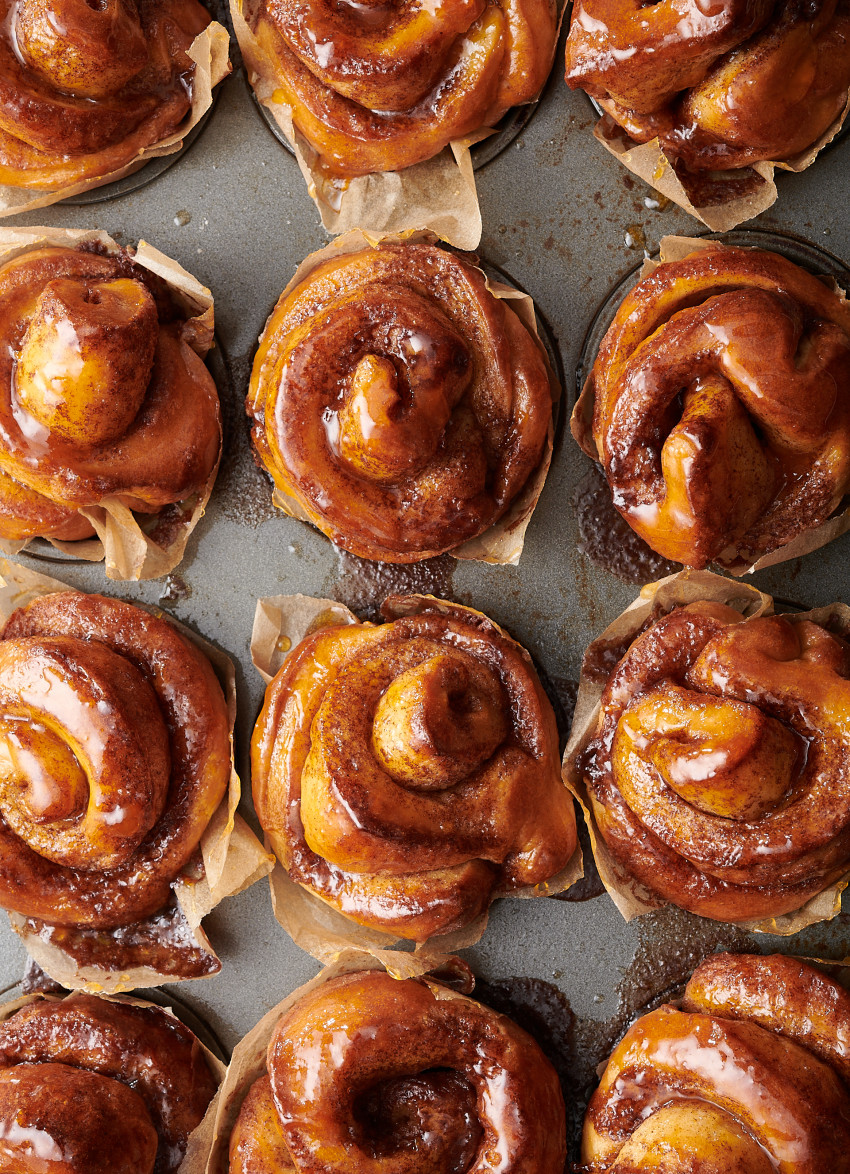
[229,969,567,1174]
[0,245,221,545]
[565,0,850,172]
[583,953,850,1174]
[0,589,231,929]
[247,242,554,563]
[0,992,218,1174]
[239,0,557,177]
[578,598,850,921]
[581,242,850,569]
[0,0,218,191]
[252,597,577,941]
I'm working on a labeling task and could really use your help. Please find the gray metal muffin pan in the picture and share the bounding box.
[1,22,849,1155]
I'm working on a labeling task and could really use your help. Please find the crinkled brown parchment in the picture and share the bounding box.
[0,559,273,993]
[562,568,850,936]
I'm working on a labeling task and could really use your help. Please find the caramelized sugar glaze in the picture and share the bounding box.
[565,0,850,173]
[0,590,230,929]
[583,954,850,1174]
[0,993,218,1173]
[252,597,577,940]
[579,599,850,920]
[577,243,850,568]
[241,0,556,177]
[0,245,221,544]
[248,242,554,563]
[0,0,215,190]
[229,970,567,1174]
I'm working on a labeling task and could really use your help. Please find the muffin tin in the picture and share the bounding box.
[0,19,848,1155]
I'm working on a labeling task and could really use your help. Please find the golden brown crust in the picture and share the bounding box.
[251,597,577,940]
[565,0,850,172]
[247,242,553,562]
[243,0,556,177]
[230,970,566,1174]
[0,993,218,1174]
[0,590,231,928]
[0,0,213,191]
[584,955,850,1174]
[579,601,850,921]
[585,243,850,568]
[0,245,221,545]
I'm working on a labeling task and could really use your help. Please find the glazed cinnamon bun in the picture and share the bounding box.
[0,992,219,1174]
[566,0,850,175]
[577,597,850,921]
[252,596,577,941]
[248,240,554,563]
[235,0,556,177]
[584,953,850,1174]
[0,242,221,561]
[229,968,567,1174]
[0,0,227,193]
[0,589,231,932]
[577,241,850,569]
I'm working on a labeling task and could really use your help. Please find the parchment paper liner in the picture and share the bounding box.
[231,0,563,250]
[0,26,230,219]
[249,592,583,964]
[0,226,224,581]
[0,990,227,1174]
[589,87,850,231]
[572,234,850,577]
[258,228,560,567]
[0,559,273,993]
[562,568,850,936]
[181,947,484,1174]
